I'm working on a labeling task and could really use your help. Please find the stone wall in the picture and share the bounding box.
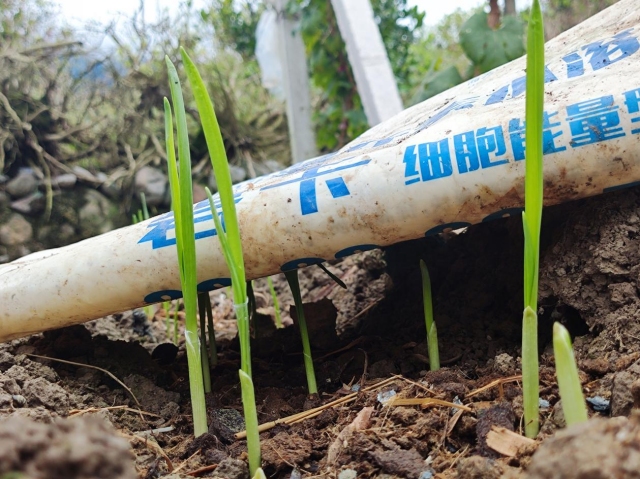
[0,160,281,264]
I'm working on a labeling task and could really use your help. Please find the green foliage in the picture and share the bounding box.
[553,322,588,426]
[201,0,264,60]
[414,6,524,103]
[521,0,544,439]
[460,12,525,74]
[294,0,423,150]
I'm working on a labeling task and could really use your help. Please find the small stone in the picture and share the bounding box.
[586,396,610,413]
[457,456,503,479]
[493,353,516,375]
[72,166,101,183]
[0,174,7,184]
[211,457,249,479]
[0,191,9,207]
[22,377,70,414]
[135,166,167,206]
[0,373,21,395]
[10,192,45,215]
[78,189,114,236]
[12,394,26,407]
[0,214,33,246]
[209,165,246,191]
[338,469,357,479]
[209,408,246,443]
[6,169,38,198]
[51,173,77,189]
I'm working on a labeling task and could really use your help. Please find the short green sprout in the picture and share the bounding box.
[420,260,440,371]
[553,322,588,426]
[285,269,318,395]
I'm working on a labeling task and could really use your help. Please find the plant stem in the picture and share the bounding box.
[553,322,588,426]
[267,277,283,328]
[203,293,218,367]
[522,306,539,438]
[239,369,262,477]
[420,260,440,371]
[198,292,212,394]
[285,269,318,395]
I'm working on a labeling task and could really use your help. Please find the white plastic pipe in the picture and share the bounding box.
[1,0,640,341]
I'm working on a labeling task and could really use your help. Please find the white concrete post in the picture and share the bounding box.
[269,0,317,163]
[330,0,404,126]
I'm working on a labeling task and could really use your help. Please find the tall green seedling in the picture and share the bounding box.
[522,0,544,439]
[180,48,263,477]
[420,260,440,371]
[163,60,207,437]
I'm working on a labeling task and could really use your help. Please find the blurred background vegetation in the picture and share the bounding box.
[0,0,619,216]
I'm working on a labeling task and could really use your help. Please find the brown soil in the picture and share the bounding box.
[3,187,640,478]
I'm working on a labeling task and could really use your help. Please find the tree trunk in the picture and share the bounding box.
[504,0,516,16]
[488,0,501,29]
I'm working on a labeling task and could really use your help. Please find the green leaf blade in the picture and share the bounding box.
[553,322,588,426]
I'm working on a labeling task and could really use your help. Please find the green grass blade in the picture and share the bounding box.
[524,0,544,311]
[239,369,262,476]
[553,322,588,426]
[203,293,218,367]
[521,0,544,439]
[420,260,440,371]
[285,269,318,394]
[522,306,540,438]
[267,277,283,329]
[163,98,182,261]
[180,47,246,301]
[198,292,212,393]
[165,57,207,437]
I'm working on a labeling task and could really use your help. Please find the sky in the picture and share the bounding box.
[56,0,534,29]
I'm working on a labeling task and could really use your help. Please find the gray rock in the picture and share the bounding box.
[254,159,283,176]
[72,166,101,184]
[78,189,115,237]
[211,458,249,479]
[611,359,640,417]
[51,173,77,189]
[0,373,21,395]
[6,169,38,198]
[0,174,8,184]
[0,213,33,246]
[122,374,180,417]
[0,191,9,208]
[209,165,246,191]
[10,191,45,215]
[338,470,358,479]
[22,377,69,414]
[135,166,167,207]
